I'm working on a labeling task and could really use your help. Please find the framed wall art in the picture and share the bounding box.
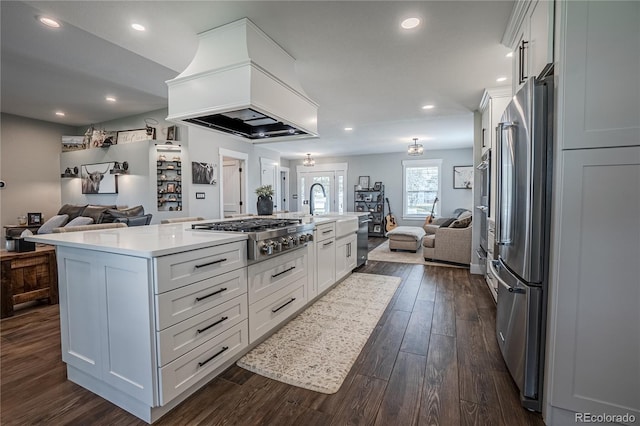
[453,165,474,189]
[27,212,42,226]
[81,162,118,194]
[358,176,370,189]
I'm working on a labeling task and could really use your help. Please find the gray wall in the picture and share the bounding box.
[288,148,474,226]
[0,113,76,243]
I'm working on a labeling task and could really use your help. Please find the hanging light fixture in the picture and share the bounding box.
[303,153,315,167]
[407,138,424,156]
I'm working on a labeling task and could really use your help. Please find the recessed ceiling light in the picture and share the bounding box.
[55,111,65,116]
[422,104,435,110]
[105,96,117,102]
[496,76,508,82]
[131,23,146,32]
[506,51,514,58]
[344,127,353,131]
[401,18,420,29]
[38,16,61,28]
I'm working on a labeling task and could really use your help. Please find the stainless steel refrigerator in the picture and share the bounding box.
[489,75,553,412]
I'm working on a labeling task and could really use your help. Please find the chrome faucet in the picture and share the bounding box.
[309,183,326,216]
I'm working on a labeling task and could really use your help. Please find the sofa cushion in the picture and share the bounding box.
[422,234,436,248]
[453,208,472,218]
[101,205,144,223]
[450,215,472,228]
[58,204,88,221]
[82,205,116,224]
[457,210,472,220]
[37,214,69,234]
[65,216,94,227]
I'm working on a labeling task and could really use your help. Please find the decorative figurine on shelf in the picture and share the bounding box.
[255,184,275,215]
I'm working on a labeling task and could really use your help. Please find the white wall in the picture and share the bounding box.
[0,113,76,243]
[288,148,474,226]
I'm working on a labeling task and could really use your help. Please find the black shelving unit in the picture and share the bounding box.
[354,185,385,236]
[156,148,183,212]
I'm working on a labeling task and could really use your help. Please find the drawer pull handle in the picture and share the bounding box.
[195,287,227,302]
[198,346,229,368]
[322,230,333,234]
[323,241,334,247]
[196,316,228,334]
[194,258,227,269]
[272,297,296,313]
[271,266,296,278]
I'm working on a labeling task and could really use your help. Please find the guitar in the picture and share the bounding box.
[426,197,439,224]
[385,198,398,232]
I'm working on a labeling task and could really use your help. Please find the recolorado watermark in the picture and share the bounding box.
[575,412,636,423]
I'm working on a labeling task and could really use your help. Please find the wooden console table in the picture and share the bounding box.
[1,245,58,318]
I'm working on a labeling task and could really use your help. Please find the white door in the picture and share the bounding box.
[223,159,242,216]
[260,158,279,210]
[301,172,332,215]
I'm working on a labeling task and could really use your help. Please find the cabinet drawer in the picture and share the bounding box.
[157,294,247,367]
[249,279,307,343]
[247,248,308,305]
[159,320,248,405]
[316,223,335,241]
[155,268,247,330]
[154,241,247,293]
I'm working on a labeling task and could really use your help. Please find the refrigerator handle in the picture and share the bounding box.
[496,122,515,246]
[490,260,525,294]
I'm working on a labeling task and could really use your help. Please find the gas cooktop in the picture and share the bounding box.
[191,218,304,233]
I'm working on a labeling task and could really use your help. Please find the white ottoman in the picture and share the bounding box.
[386,226,426,252]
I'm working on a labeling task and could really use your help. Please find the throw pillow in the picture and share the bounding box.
[439,218,457,228]
[58,204,88,221]
[65,216,94,227]
[37,214,69,234]
[449,215,472,228]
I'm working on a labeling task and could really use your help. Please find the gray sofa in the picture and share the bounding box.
[422,210,472,265]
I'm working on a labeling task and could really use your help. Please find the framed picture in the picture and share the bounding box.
[166,183,176,193]
[453,165,474,189]
[356,193,364,201]
[358,176,370,189]
[192,162,217,185]
[166,125,177,141]
[81,162,118,194]
[27,212,42,226]
[373,224,381,233]
[117,128,153,144]
[373,181,382,191]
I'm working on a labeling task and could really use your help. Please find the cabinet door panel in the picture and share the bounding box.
[551,147,640,416]
[316,238,336,294]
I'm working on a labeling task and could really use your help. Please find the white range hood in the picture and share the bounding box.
[166,18,318,142]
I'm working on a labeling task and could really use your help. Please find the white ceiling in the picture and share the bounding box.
[1,1,514,160]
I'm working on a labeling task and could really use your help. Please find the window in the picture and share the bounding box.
[402,159,442,219]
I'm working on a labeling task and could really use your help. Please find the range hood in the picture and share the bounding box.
[166,18,318,142]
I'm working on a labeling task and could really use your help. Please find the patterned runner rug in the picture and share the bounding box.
[236,272,401,394]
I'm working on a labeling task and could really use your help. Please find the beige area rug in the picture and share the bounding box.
[236,273,401,394]
[367,240,464,268]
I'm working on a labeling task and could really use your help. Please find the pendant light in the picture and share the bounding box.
[303,153,315,167]
[407,138,424,156]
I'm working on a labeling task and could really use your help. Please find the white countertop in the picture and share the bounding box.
[26,223,248,258]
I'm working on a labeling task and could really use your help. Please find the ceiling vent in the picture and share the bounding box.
[166,18,318,142]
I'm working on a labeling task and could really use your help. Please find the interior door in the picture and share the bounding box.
[260,158,278,210]
[223,159,241,216]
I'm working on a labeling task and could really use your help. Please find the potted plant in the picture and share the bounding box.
[255,184,275,215]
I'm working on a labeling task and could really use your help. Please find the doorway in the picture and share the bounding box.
[219,148,248,218]
[297,163,348,214]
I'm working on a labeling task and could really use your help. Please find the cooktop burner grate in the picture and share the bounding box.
[191,218,303,233]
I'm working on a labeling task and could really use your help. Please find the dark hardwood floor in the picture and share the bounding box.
[1,243,544,425]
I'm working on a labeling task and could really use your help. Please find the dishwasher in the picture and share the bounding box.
[356,215,371,267]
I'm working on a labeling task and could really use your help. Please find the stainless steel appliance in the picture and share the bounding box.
[476,149,491,261]
[192,218,314,262]
[356,215,371,267]
[489,75,553,412]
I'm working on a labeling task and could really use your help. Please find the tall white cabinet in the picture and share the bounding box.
[544,1,640,424]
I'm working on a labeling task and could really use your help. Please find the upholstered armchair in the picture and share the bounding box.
[422,220,472,265]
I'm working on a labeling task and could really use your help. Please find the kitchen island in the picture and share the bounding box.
[26,215,366,423]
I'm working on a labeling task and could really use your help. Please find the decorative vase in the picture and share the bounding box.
[257,195,274,215]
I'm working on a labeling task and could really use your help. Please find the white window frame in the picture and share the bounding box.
[402,159,442,220]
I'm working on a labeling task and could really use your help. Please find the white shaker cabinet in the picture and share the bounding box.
[506,0,554,94]
[315,222,336,294]
[547,146,640,423]
[335,233,357,282]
